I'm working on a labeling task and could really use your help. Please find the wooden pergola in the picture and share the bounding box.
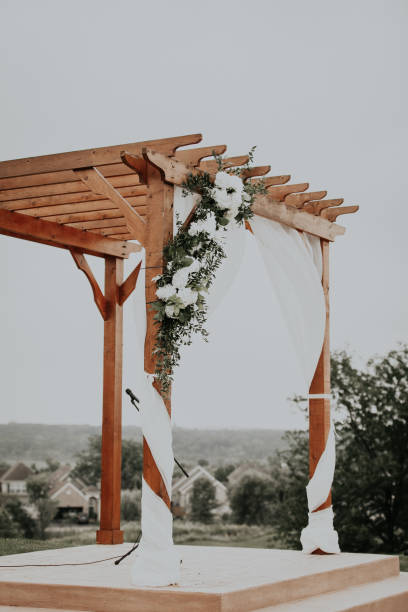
[0,133,358,545]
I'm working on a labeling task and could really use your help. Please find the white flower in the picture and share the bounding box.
[242,191,251,202]
[188,212,217,238]
[225,206,239,221]
[165,304,177,318]
[156,284,175,301]
[214,171,244,194]
[152,274,162,282]
[178,287,198,307]
[172,267,190,289]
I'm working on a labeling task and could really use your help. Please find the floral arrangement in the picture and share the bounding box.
[151,150,265,393]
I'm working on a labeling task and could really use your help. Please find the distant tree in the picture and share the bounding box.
[73,435,143,490]
[230,475,275,525]
[0,506,19,538]
[121,489,141,521]
[269,346,408,554]
[198,459,209,467]
[214,464,235,484]
[5,497,37,539]
[190,478,217,524]
[26,474,58,539]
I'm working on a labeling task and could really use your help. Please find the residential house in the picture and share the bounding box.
[172,465,229,517]
[49,464,100,520]
[227,462,271,488]
[0,462,34,496]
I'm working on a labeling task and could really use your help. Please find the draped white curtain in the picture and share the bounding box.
[130,191,339,587]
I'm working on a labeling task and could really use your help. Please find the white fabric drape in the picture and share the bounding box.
[251,216,339,554]
[131,199,340,586]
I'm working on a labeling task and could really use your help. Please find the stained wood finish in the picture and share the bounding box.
[70,250,107,319]
[175,145,227,166]
[0,208,139,258]
[249,175,291,187]
[266,183,309,201]
[74,167,146,240]
[252,195,345,241]
[0,134,203,178]
[284,190,327,208]
[118,260,142,305]
[321,205,359,221]
[143,160,174,509]
[240,165,271,179]
[96,256,124,545]
[303,199,344,215]
[309,240,332,557]
[199,155,250,173]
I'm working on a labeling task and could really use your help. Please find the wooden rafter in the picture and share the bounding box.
[74,167,146,241]
[0,208,140,258]
[70,250,107,319]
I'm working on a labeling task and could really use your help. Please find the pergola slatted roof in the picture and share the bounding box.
[0,133,358,255]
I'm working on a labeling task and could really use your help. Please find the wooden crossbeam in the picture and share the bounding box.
[284,190,327,208]
[252,195,345,241]
[0,208,140,258]
[70,250,107,319]
[303,198,344,215]
[0,134,203,179]
[267,183,309,201]
[248,175,291,188]
[321,205,359,221]
[118,260,142,305]
[46,205,146,226]
[241,165,271,179]
[24,198,147,222]
[120,153,147,184]
[74,167,146,241]
[175,145,227,166]
[200,155,250,173]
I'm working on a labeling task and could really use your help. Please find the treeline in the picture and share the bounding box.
[0,424,286,465]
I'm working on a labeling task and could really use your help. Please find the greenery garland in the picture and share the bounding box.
[151,149,266,394]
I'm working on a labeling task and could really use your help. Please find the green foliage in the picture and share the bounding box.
[230,475,275,525]
[26,474,58,539]
[0,506,19,538]
[214,464,236,483]
[5,497,36,539]
[151,152,266,393]
[121,489,141,521]
[73,435,143,490]
[270,345,408,554]
[190,477,217,524]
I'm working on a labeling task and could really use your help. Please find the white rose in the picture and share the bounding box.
[242,191,251,202]
[165,304,177,318]
[214,171,232,189]
[227,173,244,193]
[156,284,176,301]
[225,206,239,221]
[172,267,190,289]
[178,287,198,307]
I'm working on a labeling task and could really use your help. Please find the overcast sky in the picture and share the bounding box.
[0,0,407,429]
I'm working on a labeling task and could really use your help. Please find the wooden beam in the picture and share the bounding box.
[96,256,124,545]
[143,160,174,511]
[31,199,146,222]
[199,155,250,173]
[284,190,327,208]
[142,148,195,186]
[70,250,107,319]
[303,199,344,215]
[120,153,147,184]
[241,165,271,179]
[309,239,331,555]
[321,205,359,221]
[266,183,309,201]
[0,185,147,212]
[118,260,142,305]
[252,195,345,241]
[0,209,140,258]
[74,167,146,241]
[249,175,291,187]
[0,134,203,178]
[175,145,227,166]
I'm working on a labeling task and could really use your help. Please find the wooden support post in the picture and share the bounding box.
[96,256,124,544]
[143,162,174,507]
[309,239,331,553]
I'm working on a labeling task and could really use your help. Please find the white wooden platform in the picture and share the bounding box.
[0,544,407,611]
